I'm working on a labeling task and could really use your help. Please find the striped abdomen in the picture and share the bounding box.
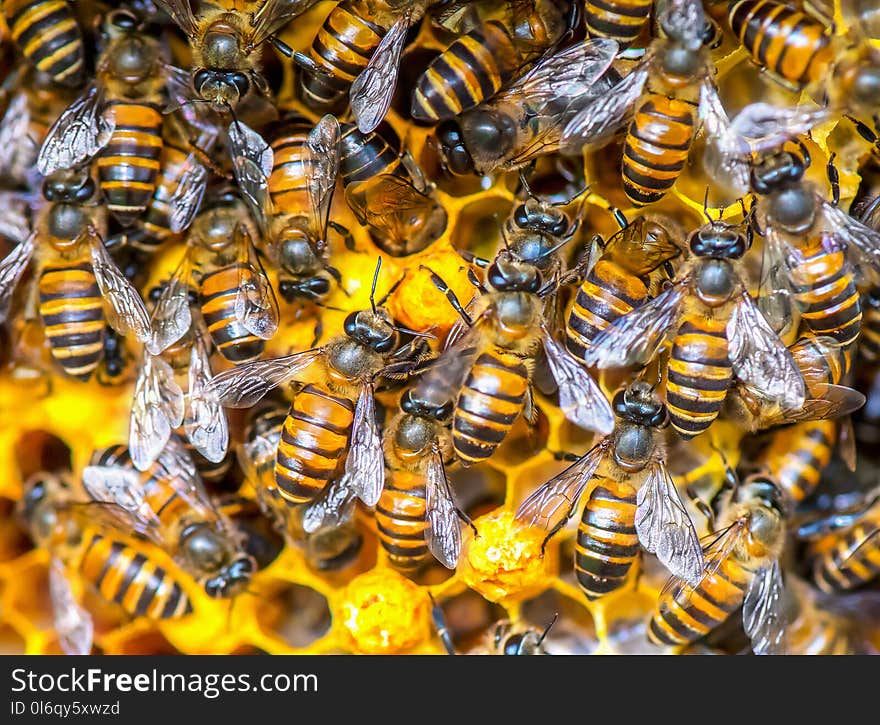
[376,471,429,573]
[77,532,192,619]
[38,259,105,380]
[3,0,85,86]
[861,289,880,362]
[268,122,312,216]
[338,122,405,186]
[411,21,522,122]
[584,0,653,48]
[623,95,696,206]
[275,383,354,505]
[728,0,834,87]
[198,263,266,363]
[566,260,649,364]
[762,420,835,503]
[789,238,861,347]
[666,315,732,439]
[453,348,529,464]
[575,478,640,600]
[299,1,385,112]
[96,100,163,226]
[811,523,880,593]
[790,336,851,394]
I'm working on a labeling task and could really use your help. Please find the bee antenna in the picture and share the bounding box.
[518,170,534,198]
[537,612,558,646]
[370,257,382,314]
[394,325,437,340]
[702,186,713,223]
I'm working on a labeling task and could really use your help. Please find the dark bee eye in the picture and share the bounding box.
[74,177,95,202]
[514,204,530,227]
[193,69,212,92]
[343,312,358,337]
[229,72,250,97]
[549,216,568,236]
[110,9,138,31]
[612,390,627,417]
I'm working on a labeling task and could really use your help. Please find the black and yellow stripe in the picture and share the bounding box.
[762,420,835,503]
[811,522,880,593]
[376,471,429,573]
[275,383,354,505]
[38,259,105,380]
[575,479,640,600]
[338,122,405,185]
[623,95,697,206]
[267,121,312,215]
[789,335,852,394]
[728,0,833,88]
[3,0,85,87]
[666,316,732,439]
[584,0,653,48]
[198,263,266,363]
[453,349,528,465]
[96,100,163,227]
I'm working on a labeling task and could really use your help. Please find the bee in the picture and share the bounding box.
[516,380,703,599]
[19,471,193,654]
[435,37,619,176]
[338,122,447,257]
[214,494,285,572]
[0,169,151,380]
[565,214,682,366]
[206,259,423,508]
[229,114,346,305]
[649,474,790,655]
[82,441,256,600]
[561,0,725,206]
[759,421,844,504]
[783,577,856,655]
[1,0,86,87]
[378,385,471,572]
[96,327,134,386]
[500,193,581,278]
[578,220,807,440]
[417,239,614,467]
[583,0,652,49]
[853,194,880,362]
[152,0,324,111]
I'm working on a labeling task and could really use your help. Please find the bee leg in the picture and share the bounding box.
[428,594,456,655]
[185,138,233,179]
[267,37,333,78]
[467,268,487,294]
[557,234,604,287]
[328,221,356,251]
[523,386,539,427]
[310,317,323,349]
[420,265,473,326]
[826,152,840,207]
[685,484,715,532]
[458,250,490,268]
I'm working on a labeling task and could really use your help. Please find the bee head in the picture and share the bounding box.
[400,388,453,422]
[42,171,94,203]
[343,308,397,354]
[512,199,569,238]
[613,381,667,427]
[750,151,806,195]
[193,67,250,111]
[203,556,255,599]
[487,252,542,293]
[436,120,473,176]
[688,223,748,259]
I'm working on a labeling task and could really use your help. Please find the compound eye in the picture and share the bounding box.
[110,9,138,31]
[549,216,568,236]
[229,72,250,98]
[513,204,530,228]
[343,312,358,337]
[487,263,507,290]
[74,177,95,202]
[612,390,627,416]
[193,69,212,92]
[308,277,331,296]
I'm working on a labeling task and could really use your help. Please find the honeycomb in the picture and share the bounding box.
[1,0,880,656]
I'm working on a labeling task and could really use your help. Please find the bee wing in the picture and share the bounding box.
[88,235,151,343]
[656,0,707,50]
[249,0,322,45]
[37,86,113,175]
[743,558,788,655]
[729,103,831,149]
[0,232,35,319]
[154,436,217,513]
[81,462,157,526]
[146,255,193,355]
[425,448,462,569]
[233,225,279,340]
[49,558,93,656]
[821,200,880,273]
[350,16,409,133]
[228,120,273,235]
[129,352,184,471]
[635,462,704,586]
[306,114,341,242]
[0,92,32,173]
[515,442,607,533]
[301,477,357,534]
[699,83,751,196]
[412,325,482,405]
[152,0,199,36]
[169,155,208,233]
[579,280,685,369]
[856,193,880,230]
[206,349,323,407]
[561,64,648,154]
[541,326,615,435]
[184,334,229,464]
[337,381,384,506]
[0,191,32,245]
[728,291,806,410]
[754,384,865,429]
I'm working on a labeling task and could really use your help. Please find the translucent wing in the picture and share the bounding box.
[169,155,208,233]
[425,448,462,569]
[49,559,93,656]
[227,121,273,234]
[821,200,880,272]
[233,225,279,339]
[37,86,113,175]
[541,326,614,435]
[728,291,806,410]
[0,190,32,245]
[153,0,199,36]
[412,323,483,406]
[184,334,229,463]
[729,103,831,147]
[699,83,750,195]
[749,383,865,431]
[81,462,163,540]
[154,437,214,512]
[146,255,193,354]
[207,349,323,407]
[515,442,607,533]
[561,64,648,153]
[656,0,707,50]
[129,352,185,471]
[0,92,32,173]
[306,114,340,242]
[743,559,788,655]
[579,281,685,368]
[0,232,35,318]
[351,16,408,133]
[89,235,151,343]
[635,462,704,585]
[338,382,384,506]
[249,0,321,45]
[302,477,357,534]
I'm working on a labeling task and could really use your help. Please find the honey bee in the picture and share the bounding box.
[1,0,86,88]
[516,380,703,599]
[853,194,880,362]
[228,114,346,305]
[579,220,806,440]
[338,122,447,257]
[431,596,554,654]
[783,577,857,655]
[96,327,135,386]
[565,214,682,366]
[650,475,790,655]
[0,169,151,380]
[583,0,653,49]
[19,471,193,655]
[153,0,324,111]
[82,441,256,600]
[435,37,619,176]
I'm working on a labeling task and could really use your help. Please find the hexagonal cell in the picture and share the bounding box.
[15,431,71,480]
[0,497,32,562]
[258,583,331,649]
[605,590,664,654]
[0,623,25,654]
[432,589,506,654]
[521,589,598,655]
[449,465,507,518]
[450,196,512,258]
[102,629,181,655]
